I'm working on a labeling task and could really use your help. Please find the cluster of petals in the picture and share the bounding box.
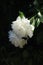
[8,16,34,48]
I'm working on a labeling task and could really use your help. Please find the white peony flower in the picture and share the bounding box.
[8,16,34,48]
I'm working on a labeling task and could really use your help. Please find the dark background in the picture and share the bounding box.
[0,0,43,65]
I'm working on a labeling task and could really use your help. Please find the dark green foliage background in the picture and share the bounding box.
[0,0,43,65]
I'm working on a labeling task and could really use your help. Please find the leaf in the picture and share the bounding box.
[30,17,36,26]
[35,18,41,28]
[19,11,25,18]
[37,18,40,27]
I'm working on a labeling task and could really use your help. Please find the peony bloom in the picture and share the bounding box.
[8,16,34,48]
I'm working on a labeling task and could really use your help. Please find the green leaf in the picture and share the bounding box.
[30,17,36,26]
[35,18,40,27]
[19,11,24,18]
[37,18,40,27]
